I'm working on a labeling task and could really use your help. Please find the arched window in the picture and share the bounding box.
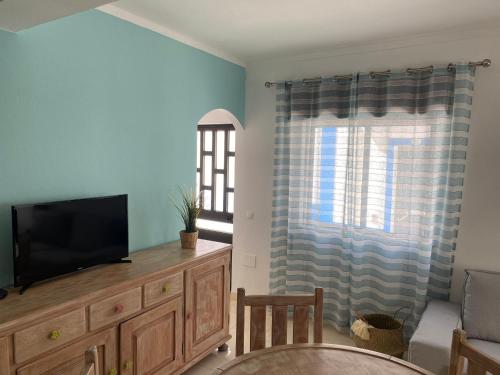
[196,124,235,238]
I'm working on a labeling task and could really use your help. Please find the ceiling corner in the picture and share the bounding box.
[97,4,247,68]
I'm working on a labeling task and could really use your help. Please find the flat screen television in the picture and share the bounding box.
[12,194,129,293]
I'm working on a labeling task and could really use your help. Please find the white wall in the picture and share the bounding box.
[198,108,244,129]
[233,25,500,302]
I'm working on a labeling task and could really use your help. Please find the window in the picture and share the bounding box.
[312,125,431,234]
[196,124,235,233]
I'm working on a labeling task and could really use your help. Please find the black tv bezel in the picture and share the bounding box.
[11,194,129,291]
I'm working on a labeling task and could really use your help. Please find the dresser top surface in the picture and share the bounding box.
[0,239,231,334]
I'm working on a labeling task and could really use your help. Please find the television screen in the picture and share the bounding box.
[12,194,128,290]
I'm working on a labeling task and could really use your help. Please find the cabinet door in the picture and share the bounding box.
[16,328,117,375]
[120,296,183,375]
[0,337,10,375]
[185,254,230,361]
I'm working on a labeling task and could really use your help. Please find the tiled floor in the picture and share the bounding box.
[184,294,353,374]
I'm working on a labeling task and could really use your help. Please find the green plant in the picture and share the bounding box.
[172,187,202,233]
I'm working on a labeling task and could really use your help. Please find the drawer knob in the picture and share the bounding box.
[124,360,133,370]
[162,284,170,294]
[49,330,60,340]
[108,368,117,375]
[114,304,124,313]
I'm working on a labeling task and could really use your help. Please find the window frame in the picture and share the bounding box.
[314,126,431,234]
[197,123,235,223]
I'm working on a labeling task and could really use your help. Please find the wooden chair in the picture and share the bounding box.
[81,346,99,375]
[449,329,500,375]
[235,287,323,356]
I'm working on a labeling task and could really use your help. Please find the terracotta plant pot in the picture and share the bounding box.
[180,230,198,249]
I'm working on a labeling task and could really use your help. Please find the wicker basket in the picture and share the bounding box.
[352,310,408,358]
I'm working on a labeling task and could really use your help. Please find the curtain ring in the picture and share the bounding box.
[334,74,353,81]
[369,70,391,79]
[406,65,433,75]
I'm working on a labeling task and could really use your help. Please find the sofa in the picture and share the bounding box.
[409,270,500,375]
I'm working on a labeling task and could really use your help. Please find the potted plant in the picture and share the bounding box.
[172,187,202,249]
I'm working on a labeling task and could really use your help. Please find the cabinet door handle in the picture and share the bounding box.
[108,368,117,375]
[114,304,124,314]
[124,360,133,370]
[48,330,60,340]
[162,284,170,294]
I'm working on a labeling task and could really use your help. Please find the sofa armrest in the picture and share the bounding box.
[408,300,462,375]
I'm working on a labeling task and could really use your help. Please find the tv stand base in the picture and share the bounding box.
[19,283,33,295]
[18,260,131,295]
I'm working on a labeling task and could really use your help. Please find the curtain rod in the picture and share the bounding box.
[264,58,492,88]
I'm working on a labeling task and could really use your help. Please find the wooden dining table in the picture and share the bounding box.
[213,344,435,375]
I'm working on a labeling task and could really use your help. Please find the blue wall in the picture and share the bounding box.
[0,10,245,287]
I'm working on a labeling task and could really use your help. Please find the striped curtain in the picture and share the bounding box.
[270,64,475,336]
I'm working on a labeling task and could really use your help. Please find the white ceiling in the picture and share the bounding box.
[107,0,500,64]
[0,0,114,32]
[2,0,500,65]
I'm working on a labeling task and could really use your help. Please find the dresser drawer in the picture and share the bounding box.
[89,287,142,331]
[144,272,183,307]
[14,308,86,364]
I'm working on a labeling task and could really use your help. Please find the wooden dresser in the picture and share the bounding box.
[0,239,232,375]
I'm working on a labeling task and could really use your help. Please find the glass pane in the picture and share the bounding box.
[216,131,225,169]
[197,131,201,168]
[229,130,235,152]
[215,173,224,212]
[202,190,211,210]
[204,130,213,152]
[228,156,235,188]
[227,192,234,213]
[196,172,200,196]
[203,156,212,186]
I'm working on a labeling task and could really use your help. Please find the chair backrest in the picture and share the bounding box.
[81,346,99,375]
[235,287,323,356]
[449,329,500,375]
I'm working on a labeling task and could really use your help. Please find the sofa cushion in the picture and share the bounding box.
[468,339,500,362]
[409,300,462,375]
[463,270,500,343]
